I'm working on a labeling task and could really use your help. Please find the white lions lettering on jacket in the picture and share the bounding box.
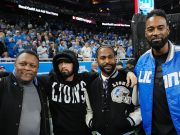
[163,71,180,88]
[52,81,86,103]
[138,71,180,88]
[138,71,152,83]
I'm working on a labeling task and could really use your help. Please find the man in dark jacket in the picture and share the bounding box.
[0,50,50,135]
[45,50,97,135]
[85,46,141,135]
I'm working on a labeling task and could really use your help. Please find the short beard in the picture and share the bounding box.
[147,36,168,51]
[99,64,116,76]
[60,71,73,79]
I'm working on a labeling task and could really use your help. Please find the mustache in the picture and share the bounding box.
[23,72,34,76]
[151,37,162,41]
[61,68,69,71]
[103,63,114,66]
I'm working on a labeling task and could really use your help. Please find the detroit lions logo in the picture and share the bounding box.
[111,86,131,104]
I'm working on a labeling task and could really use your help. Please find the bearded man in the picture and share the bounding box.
[134,9,180,135]
[85,46,141,135]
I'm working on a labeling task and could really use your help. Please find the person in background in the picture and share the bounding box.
[134,9,179,135]
[4,31,16,58]
[13,40,26,55]
[116,61,124,70]
[0,50,50,135]
[116,44,126,59]
[126,59,135,71]
[48,41,58,58]
[126,39,133,58]
[81,42,92,60]
[0,66,6,72]
[90,61,98,73]
[85,46,141,135]
[0,65,9,77]
[37,42,49,59]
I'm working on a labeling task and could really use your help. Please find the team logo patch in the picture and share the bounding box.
[111,86,131,104]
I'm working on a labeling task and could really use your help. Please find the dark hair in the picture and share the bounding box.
[15,50,39,62]
[96,45,115,57]
[146,9,169,25]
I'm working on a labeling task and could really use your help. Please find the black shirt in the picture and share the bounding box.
[152,52,177,135]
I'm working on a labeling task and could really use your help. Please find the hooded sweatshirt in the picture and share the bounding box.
[48,50,97,135]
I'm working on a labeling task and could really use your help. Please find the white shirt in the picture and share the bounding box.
[37,46,48,58]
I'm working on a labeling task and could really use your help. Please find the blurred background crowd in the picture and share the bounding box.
[0,17,133,60]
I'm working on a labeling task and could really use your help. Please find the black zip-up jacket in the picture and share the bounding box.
[85,70,141,135]
[0,73,50,135]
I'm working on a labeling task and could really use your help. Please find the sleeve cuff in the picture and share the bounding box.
[88,119,93,129]
[127,116,135,127]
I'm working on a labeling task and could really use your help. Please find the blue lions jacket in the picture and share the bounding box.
[134,41,180,135]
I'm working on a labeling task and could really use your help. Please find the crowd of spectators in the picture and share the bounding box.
[0,17,133,61]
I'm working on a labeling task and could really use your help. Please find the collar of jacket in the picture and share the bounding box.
[11,72,38,87]
[9,73,19,86]
[149,40,176,63]
[100,69,119,81]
